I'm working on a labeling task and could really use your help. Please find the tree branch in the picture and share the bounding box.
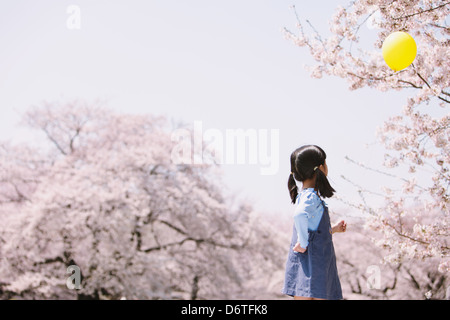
[345,156,427,191]
[42,126,67,155]
[392,2,450,21]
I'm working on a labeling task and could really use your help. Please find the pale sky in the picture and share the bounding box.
[0,1,414,220]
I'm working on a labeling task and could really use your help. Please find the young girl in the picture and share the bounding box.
[281,145,346,300]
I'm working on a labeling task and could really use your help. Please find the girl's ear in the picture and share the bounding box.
[319,164,326,176]
[319,161,328,177]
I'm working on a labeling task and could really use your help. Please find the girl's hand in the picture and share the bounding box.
[293,242,306,253]
[332,220,347,234]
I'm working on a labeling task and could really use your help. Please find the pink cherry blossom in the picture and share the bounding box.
[0,101,283,299]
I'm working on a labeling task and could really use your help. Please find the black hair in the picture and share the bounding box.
[288,145,335,204]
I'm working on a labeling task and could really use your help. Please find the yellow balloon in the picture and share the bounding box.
[382,31,417,71]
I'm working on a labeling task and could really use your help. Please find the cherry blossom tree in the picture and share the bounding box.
[283,1,449,275]
[333,217,448,300]
[0,101,284,299]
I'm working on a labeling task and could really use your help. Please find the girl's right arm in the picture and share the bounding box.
[293,241,307,253]
[293,210,309,250]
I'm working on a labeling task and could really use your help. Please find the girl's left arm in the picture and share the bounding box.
[332,220,347,234]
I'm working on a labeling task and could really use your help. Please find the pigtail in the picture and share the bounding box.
[315,167,335,198]
[288,173,298,204]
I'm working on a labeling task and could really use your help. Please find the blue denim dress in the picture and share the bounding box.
[281,199,343,300]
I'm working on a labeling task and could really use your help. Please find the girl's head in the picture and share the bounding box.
[288,145,335,204]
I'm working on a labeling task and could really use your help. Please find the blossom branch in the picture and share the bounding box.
[391,1,450,21]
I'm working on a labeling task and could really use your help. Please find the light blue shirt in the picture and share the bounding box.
[293,188,326,248]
